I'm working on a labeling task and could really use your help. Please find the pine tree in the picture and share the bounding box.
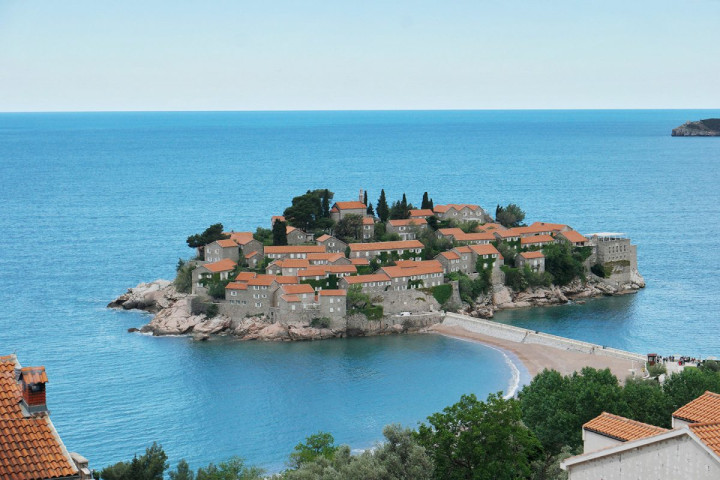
[367,203,375,216]
[377,189,390,223]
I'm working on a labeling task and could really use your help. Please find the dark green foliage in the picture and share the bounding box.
[376,189,390,223]
[700,360,720,372]
[284,189,334,231]
[187,224,229,250]
[523,266,553,288]
[432,284,452,305]
[421,192,433,210]
[334,214,364,243]
[542,243,586,286]
[502,266,528,291]
[253,227,273,246]
[418,228,452,260]
[363,190,368,205]
[310,317,331,328]
[495,241,517,267]
[447,271,491,304]
[663,367,720,413]
[416,393,541,480]
[427,215,439,231]
[288,432,339,469]
[346,284,371,310]
[302,275,339,291]
[169,460,194,480]
[366,202,375,216]
[202,273,229,299]
[700,118,720,130]
[362,304,384,320]
[389,193,412,220]
[459,220,480,234]
[174,259,195,294]
[99,443,168,480]
[272,220,288,246]
[205,303,219,319]
[495,204,526,228]
[590,263,610,278]
[618,378,671,428]
[647,363,667,377]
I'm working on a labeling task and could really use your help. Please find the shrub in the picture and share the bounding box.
[432,284,452,305]
[174,259,194,294]
[648,363,667,377]
[310,317,331,329]
[363,305,384,320]
[205,303,219,319]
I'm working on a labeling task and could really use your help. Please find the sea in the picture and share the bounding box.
[0,110,718,472]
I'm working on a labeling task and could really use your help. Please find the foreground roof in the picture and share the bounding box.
[583,412,668,442]
[202,258,237,273]
[334,201,366,210]
[349,240,423,251]
[673,391,720,424]
[558,230,588,243]
[690,422,720,456]
[519,251,544,259]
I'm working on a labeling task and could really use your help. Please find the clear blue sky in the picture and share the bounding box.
[1,0,718,111]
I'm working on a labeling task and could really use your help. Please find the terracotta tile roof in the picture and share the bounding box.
[202,258,237,273]
[319,289,347,296]
[362,217,375,225]
[689,422,720,456]
[434,204,481,213]
[454,246,472,253]
[673,391,720,424]
[274,276,299,284]
[530,221,568,231]
[215,239,238,248]
[0,372,22,418]
[395,260,442,269]
[438,228,465,237]
[244,251,259,258]
[350,258,369,265]
[0,356,16,373]
[455,232,496,242]
[233,272,257,282]
[381,262,444,278]
[316,234,331,242]
[409,209,434,217]
[276,259,310,268]
[227,232,254,245]
[265,246,326,254]
[281,284,314,295]
[493,230,521,239]
[468,244,501,256]
[280,294,301,303]
[510,223,568,236]
[334,201,366,210]
[388,218,427,227]
[248,275,277,286]
[583,412,668,442]
[558,230,588,243]
[19,367,48,385]
[349,240,423,252]
[225,282,248,290]
[342,274,390,284]
[286,226,296,234]
[438,251,460,260]
[475,223,505,232]
[521,235,555,245]
[520,251,545,259]
[271,216,285,223]
[323,265,357,274]
[297,268,327,278]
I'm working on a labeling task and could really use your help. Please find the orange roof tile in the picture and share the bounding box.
[521,235,555,245]
[362,217,375,225]
[215,239,238,248]
[381,262,444,278]
[454,246,472,253]
[319,289,347,296]
[334,201,366,210]
[673,391,720,424]
[316,234,331,242]
[583,412,668,442]
[434,204,481,213]
[265,246,326,254]
[350,258,370,265]
[388,218,427,227]
[286,225,296,233]
[349,240,423,252]
[248,275,277,286]
[520,251,545,259]
[274,276,299,284]
[409,209,434,217]
[20,367,48,385]
[439,251,460,260]
[530,221,568,231]
[438,228,465,237]
[395,259,442,269]
[277,259,310,268]
[475,223,505,232]
[202,258,237,273]
[227,231,255,245]
[342,274,390,284]
[455,232,496,242]
[244,250,259,258]
[558,230,588,243]
[280,294,301,303]
[493,230,521,239]
[271,215,285,223]
[233,272,257,282]
[281,284,314,295]
[323,265,357,274]
[689,422,720,456]
[225,282,248,290]
[297,268,327,278]
[468,244,501,256]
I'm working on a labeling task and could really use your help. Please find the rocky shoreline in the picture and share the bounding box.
[671,119,720,136]
[109,272,645,341]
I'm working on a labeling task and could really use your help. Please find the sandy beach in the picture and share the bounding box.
[429,324,644,382]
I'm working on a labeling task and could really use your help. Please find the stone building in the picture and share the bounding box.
[265,245,326,260]
[204,239,240,263]
[556,230,589,247]
[339,273,391,295]
[436,251,462,274]
[362,217,375,241]
[191,258,237,294]
[348,240,423,261]
[315,234,348,254]
[379,261,444,291]
[516,251,545,273]
[386,218,427,241]
[432,204,488,222]
[520,234,555,249]
[330,201,367,222]
[286,226,313,245]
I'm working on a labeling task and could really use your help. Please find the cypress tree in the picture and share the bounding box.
[272,220,288,246]
[401,193,409,219]
[421,192,430,209]
[367,203,375,216]
[377,190,390,223]
[363,190,368,206]
[322,190,331,218]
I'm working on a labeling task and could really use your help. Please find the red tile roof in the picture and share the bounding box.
[265,246,326,254]
[334,201,366,210]
[274,276,299,284]
[202,258,237,273]
[275,259,310,268]
[493,230,521,239]
[247,275,277,286]
[434,204,481,213]
[583,412,668,442]
[225,282,248,290]
[409,209,434,217]
[233,272,257,282]
[349,240,423,252]
[520,235,555,245]
[319,290,347,296]
[350,258,370,265]
[468,244,501,256]
[689,422,720,456]
[245,251,259,258]
[362,217,375,225]
[19,367,48,385]
[271,216,285,223]
[673,391,720,424]
[215,239,238,248]
[475,223,505,232]
[227,232,254,245]
[388,218,427,227]
[297,268,327,278]
[281,284,314,295]
[438,228,465,237]
[519,251,545,259]
[558,230,588,244]
[323,265,357,274]
[438,251,460,260]
[316,234,331,242]
[380,262,444,278]
[454,246,472,253]
[280,294,301,303]
[395,259,442,269]
[342,274,390,284]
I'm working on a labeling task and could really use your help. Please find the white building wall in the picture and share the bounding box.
[583,430,623,453]
[568,435,720,480]
[672,417,691,429]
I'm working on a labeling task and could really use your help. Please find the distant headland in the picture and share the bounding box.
[109,188,645,342]
[672,118,720,136]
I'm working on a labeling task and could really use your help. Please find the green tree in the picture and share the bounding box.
[272,220,288,246]
[663,367,720,414]
[334,214,364,243]
[377,189,390,223]
[284,189,334,231]
[169,460,194,480]
[367,202,375,216]
[253,227,273,246]
[186,224,229,259]
[495,204,526,228]
[322,189,331,218]
[416,393,541,480]
[542,243,586,286]
[195,457,264,480]
[99,443,168,480]
[347,284,371,311]
[363,190,368,205]
[495,241,517,267]
[174,259,195,294]
[421,192,433,209]
[288,432,339,469]
[618,378,672,428]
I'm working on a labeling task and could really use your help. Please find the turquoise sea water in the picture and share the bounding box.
[0,110,719,471]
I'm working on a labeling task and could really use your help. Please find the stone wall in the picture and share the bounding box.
[443,313,646,362]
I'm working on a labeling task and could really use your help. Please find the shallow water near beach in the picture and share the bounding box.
[1,110,719,471]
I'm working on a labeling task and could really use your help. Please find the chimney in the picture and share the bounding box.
[359,189,364,203]
[19,366,49,416]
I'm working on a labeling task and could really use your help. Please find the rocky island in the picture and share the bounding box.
[671,118,720,136]
[109,189,645,341]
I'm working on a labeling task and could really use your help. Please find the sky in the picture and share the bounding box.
[0,0,718,111]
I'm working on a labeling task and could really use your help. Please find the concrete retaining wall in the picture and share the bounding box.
[443,313,645,362]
